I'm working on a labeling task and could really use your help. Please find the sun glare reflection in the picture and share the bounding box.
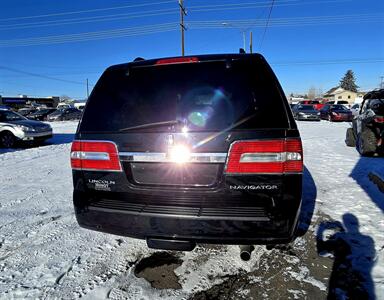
[169,145,191,164]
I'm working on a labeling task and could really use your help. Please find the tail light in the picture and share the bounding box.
[70,140,122,172]
[374,116,384,123]
[225,139,303,174]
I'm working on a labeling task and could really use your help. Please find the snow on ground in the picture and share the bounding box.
[0,120,383,299]
[299,121,384,298]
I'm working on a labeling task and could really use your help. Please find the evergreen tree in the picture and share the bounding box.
[339,70,359,92]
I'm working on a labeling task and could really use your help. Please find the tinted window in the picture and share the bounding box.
[34,109,51,114]
[331,105,348,110]
[0,111,26,121]
[80,59,289,132]
[50,110,63,116]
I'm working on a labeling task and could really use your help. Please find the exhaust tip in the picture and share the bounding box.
[240,251,251,261]
[239,245,255,261]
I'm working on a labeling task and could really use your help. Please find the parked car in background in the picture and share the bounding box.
[74,102,86,110]
[327,100,350,108]
[0,105,11,110]
[18,107,37,117]
[320,104,353,122]
[346,89,384,156]
[31,103,48,110]
[57,103,74,109]
[350,103,360,116]
[27,108,57,121]
[71,53,303,252]
[47,107,82,121]
[300,100,324,111]
[0,110,52,148]
[292,104,320,121]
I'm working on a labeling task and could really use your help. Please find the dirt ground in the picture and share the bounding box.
[133,213,337,300]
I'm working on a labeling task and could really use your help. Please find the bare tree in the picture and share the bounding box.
[316,87,323,99]
[308,86,316,100]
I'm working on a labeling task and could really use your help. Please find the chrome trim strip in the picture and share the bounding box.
[239,152,302,163]
[71,151,110,161]
[119,152,227,163]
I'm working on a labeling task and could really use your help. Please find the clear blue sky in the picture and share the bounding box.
[0,0,383,99]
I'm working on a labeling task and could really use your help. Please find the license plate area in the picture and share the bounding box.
[130,162,222,187]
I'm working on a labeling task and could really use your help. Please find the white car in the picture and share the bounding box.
[0,110,52,148]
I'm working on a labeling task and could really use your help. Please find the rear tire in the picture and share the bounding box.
[357,129,377,156]
[345,128,356,147]
[0,131,16,148]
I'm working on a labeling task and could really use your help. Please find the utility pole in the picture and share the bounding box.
[380,76,384,89]
[179,0,187,56]
[242,31,246,51]
[250,31,253,53]
[86,78,89,98]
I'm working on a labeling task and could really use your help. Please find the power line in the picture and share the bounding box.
[0,23,178,47]
[4,71,102,78]
[0,14,381,48]
[187,14,380,28]
[259,0,275,49]
[189,0,350,13]
[0,0,351,31]
[271,58,384,66]
[189,0,296,10]
[0,66,93,86]
[0,8,178,31]
[188,13,379,24]
[0,0,176,22]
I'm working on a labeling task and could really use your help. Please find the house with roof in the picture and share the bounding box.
[323,87,365,104]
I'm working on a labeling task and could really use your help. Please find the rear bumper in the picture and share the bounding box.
[74,191,301,245]
[18,130,53,140]
[331,115,352,121]
[296,114,320,121]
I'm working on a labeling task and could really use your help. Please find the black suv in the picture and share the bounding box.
[346,89,384,156]
[71,54,303,251]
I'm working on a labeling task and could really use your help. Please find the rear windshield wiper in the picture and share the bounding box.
[119,120,183,132]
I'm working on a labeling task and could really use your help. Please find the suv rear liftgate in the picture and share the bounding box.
[71,54,303,251]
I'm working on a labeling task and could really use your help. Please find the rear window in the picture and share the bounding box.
[297,105,314,110]
[80,58,289,132]
[331,105,348,110]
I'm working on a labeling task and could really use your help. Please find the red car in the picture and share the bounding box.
[300,100,324,111]
[320,104,353,122]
